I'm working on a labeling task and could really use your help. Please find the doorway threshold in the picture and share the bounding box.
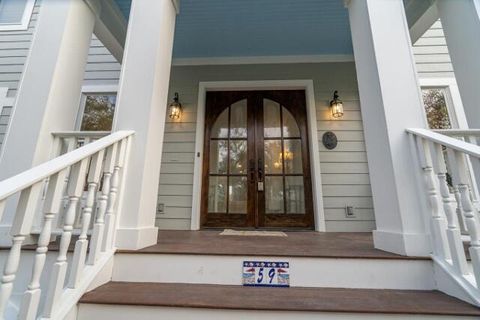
[220,229,287,237]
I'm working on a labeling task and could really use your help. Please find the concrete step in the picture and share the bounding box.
[77,282,480,320]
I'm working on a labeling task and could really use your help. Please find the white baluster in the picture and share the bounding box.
[43,160,89,318]
[417,138,450,259]
[18,171,67,320]
[453,186,468,233]
[56,138,77,229]
[0,183,42,317]
[68,150,105,288]
[433,144,469,275]
[453,150,480,286]
[446,149,469,234]
[88,144,117,265]
[103,139,127,251]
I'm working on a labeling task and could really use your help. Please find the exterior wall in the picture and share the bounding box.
[0,0,123,150]
[413,20,454,78]
[161,64,375,232]
[0,2,456,233]
[84,36,121,87]
[0,1,40,149]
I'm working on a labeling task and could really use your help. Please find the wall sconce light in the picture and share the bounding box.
[329,90,344,119]
[168,92,182,120]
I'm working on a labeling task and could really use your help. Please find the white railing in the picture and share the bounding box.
[434,129,480,218]
[0,130,134,319]
[407,128,480,305]
[51,131,110,156]
[45,132,110,234]
[434,129,480,142]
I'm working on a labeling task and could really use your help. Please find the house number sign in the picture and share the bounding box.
[242,261,290,287]
[322,131,338,150]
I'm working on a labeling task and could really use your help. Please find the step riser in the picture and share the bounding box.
[78,304,477,320]
[113,254,435,290]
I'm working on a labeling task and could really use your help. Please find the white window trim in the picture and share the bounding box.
[0,0,35,31]
[75,85,119,131]
[419,77,468,129]
[190,80,326,232]
[420,78,480,200]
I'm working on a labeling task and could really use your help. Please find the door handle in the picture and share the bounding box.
[258,159,263,181]
[249,159,255,182]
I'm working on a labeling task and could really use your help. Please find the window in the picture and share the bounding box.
[422,88,452,130]
[78,94,117,131]
[419,78,467,130]
[0,0,35,31]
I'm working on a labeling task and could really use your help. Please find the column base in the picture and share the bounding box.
[373,230,431,257]
[115,226,159,250]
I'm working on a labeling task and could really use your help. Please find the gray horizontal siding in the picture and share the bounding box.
[0,1,39,150]
[413,20,455,78]
[0,3,39,97]
[0,105,12,149]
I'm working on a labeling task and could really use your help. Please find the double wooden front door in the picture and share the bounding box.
[201,90,314,229]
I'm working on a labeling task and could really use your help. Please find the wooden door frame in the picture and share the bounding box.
[190,80,326,231]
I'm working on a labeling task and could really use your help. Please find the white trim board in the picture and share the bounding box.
[172,55,354,66]
[190,80,326,232]
[418,77,467,129]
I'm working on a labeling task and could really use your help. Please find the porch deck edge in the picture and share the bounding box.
[79,282,480,316]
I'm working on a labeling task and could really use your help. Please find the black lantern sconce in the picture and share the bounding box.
[329,90,344,119]
[168,92,182,120]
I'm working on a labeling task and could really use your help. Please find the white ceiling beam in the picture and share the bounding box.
[85,0,127,63]
[408,2,439,43]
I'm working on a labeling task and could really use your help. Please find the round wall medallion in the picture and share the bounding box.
[322,131,338,150]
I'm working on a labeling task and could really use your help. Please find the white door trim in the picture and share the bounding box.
[190,80,326,231]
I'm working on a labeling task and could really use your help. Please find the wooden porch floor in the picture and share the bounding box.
[120,230,428,260]
[80,282,480,316]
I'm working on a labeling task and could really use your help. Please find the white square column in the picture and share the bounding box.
[113,0,177,249]
[0,0,96,231]
[346,0,430,256]
[437,0,480,129]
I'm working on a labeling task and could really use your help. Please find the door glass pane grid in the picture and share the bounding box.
[264,100,305,215]
[208,100,248,214]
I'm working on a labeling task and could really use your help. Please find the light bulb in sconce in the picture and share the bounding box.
[168,92,182,120]
[329,90,344,119]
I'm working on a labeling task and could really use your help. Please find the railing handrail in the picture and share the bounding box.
[0,130,134,201]
[433,129,480,137]
[407,128,480,159]
[51,131,111,138]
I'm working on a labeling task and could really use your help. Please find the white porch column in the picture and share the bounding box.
[113,0,177,249]
[437,0,480,129]
[0,0,96,232]
[346,0,430,256]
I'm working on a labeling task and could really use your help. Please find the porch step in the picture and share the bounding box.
[112,231,435,290]
[78,282,480,319]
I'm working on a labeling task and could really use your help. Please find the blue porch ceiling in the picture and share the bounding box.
[114,0,353,58]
